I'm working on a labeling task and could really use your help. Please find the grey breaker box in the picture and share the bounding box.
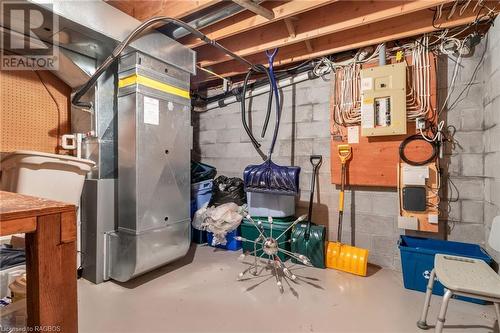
[106,51,192,282]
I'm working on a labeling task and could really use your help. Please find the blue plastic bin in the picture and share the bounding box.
[191,180,213,244]
[190,199,197,218]
[191,180,213,214]
[207,229,242,251]
[398,236,493,304]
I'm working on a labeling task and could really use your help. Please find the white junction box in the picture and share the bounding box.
[398,216,418,230]
[402,165,429,186]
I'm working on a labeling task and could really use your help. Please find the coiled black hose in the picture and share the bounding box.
[240,65,273,149]
[399,135,438,166]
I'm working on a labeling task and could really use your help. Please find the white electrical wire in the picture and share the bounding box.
[310,0,489,129]
[420,120,445,143]
[460,0,473,16]
[439,37,462,54]
[448,0,459,19]
[323,28,479,128]
[438,37,466,116]
[326,37,434,126]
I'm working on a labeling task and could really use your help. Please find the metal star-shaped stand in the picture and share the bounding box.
[235,214,313,293]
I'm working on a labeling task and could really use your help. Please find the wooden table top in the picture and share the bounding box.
[0,191,75,221]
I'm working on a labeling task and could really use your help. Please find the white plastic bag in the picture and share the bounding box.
[201,203,244,246]
[191,203,209,231]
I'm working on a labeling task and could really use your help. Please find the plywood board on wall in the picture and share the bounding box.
[0,70,71,154]
[330,125,436,187]
[399,162,439,233]
[331,53,438,187]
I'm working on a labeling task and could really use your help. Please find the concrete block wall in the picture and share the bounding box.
[194,77,403,270]
[439,16,500,267]
[483,17,500,265]
[193,29,497,270]
[440,39,487,245]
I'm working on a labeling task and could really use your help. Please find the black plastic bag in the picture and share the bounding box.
[191,161,217,183]
[0,247,25,270]
[209,175,246,207]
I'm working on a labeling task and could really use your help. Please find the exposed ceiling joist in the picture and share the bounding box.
[304,40,313,53]
[196,0,452,68]
[106,0,221,20]
[231,0,275,20]
[201,4,494,79]
[163,0,222,18]
[284,18,296,38]
[180,0,338,48]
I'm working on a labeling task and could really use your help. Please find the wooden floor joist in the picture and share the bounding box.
[195,0,451,68]
[106,0,221,20]
[231,0,275,20]
[284,18,296,38]
[200,4,493,79]
[304,40,313,53]
[106,0,498,85]
[179,0,338,48]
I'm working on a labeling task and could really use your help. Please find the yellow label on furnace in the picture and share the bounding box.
[118,74,190,100]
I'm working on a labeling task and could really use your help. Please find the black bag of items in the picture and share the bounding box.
[191,161,217,183]
[0,247,25,270]
[209,175,246,207]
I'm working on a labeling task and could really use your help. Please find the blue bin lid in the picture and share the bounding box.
[191,179,213,193]
[398,235,492,263]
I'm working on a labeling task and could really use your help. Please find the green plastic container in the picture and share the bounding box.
[240,216,295,261]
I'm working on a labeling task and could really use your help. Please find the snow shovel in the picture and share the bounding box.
[243,49,300,196]
[326,145,369,276]
[291,155,326,269]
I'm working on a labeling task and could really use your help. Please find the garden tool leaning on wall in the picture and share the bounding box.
[243,49,300,196]
[291,155,326,269]
[326,145,369,276]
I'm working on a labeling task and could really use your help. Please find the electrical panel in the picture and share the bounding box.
[360,62,407,137]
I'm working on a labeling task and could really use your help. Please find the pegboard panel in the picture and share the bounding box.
[331,53,438,187]
[0,70,71,153]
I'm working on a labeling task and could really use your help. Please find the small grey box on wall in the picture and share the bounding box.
[398,216,418,230]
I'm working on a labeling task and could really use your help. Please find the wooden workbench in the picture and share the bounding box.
[0,191,78,332]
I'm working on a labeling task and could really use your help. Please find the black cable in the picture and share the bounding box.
[274,60,311,73]
[442,32,487,115]
[241,65,272,149]
[34,71,62,153]
[72,16,260,108]
[399,135,438,166]
[197,61,315,105]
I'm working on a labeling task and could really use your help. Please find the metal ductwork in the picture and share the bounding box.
[107,51,191,282]
[162,0,265,40]
[1,0,195,283]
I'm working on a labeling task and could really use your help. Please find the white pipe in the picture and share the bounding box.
[205,71,313,111]
[379,43,386,66]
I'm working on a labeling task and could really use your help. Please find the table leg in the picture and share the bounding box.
[25,212,78,333]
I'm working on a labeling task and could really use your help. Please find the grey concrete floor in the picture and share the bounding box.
[78,245,499,333]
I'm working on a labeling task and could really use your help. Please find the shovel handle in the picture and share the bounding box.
[310,155,323,169]
[337,162,347,243]
[306,155,322,240]
[337,145,351,243]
